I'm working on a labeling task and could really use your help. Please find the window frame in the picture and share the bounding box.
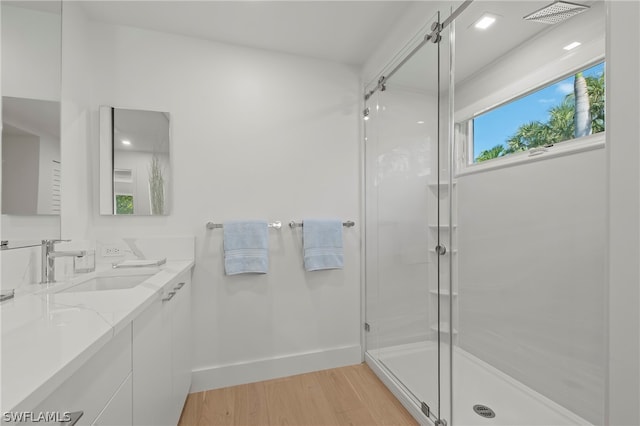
[455,58,606,176]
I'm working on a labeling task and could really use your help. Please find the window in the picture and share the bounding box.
[469,62,605,164]
[115,194,134,214]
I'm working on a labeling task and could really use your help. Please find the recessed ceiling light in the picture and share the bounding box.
[122,140,131,146]
[417,121,425,124]
[474,14,496,30]
[563,41,581,50]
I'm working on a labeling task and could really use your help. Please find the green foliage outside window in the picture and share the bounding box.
[476,67,605,163]
[116,194,134,215]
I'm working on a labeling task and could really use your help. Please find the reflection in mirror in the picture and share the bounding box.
[1,0,61,247]
[2,97,60,215]
[100,107,171,216]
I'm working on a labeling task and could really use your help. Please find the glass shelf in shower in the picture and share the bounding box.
[429,249,458,254]
[426,181,457,188]
[430,321,458,334]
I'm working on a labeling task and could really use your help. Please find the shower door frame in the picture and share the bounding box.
[361,10,447,426]
[361,2,469,425]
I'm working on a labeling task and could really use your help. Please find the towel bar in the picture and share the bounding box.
[206,221,282,230]
[289,220,355,228]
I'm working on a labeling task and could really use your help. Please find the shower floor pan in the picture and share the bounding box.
[373,341,592,426]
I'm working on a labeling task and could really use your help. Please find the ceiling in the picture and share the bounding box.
[79,1,416,66]
[386,0,602,91]
[454,0,599,83]
[2,97,60,138]
[6,0,601,95]
[78,0,600,84]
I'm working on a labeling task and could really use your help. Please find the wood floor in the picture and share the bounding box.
[178,363,418,426]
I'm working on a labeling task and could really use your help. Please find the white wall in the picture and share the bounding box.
[60,9,362,389]
[606,2,640,425]
[457,149,606,424]
[1,4,61,102]
[60,1,93,242]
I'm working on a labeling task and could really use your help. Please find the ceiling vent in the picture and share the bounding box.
[523,1,589,24]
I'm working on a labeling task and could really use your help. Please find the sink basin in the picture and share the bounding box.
[59,273,156,293]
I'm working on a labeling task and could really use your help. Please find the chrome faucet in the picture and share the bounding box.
[41,240,87,284]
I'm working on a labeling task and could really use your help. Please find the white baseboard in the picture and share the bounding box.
[190,344,362,393]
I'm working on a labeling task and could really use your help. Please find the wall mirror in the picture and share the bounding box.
[2,97,60,216]
[99,106,171,216]
[1,0,62,248]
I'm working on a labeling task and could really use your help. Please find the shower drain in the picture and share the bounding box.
[473,404,496,419]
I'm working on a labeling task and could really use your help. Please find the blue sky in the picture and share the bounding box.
[473,62,604,160]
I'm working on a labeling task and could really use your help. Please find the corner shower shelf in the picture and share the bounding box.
[431,321,458,334]
[429,289,458,297]
[427,181,456,188]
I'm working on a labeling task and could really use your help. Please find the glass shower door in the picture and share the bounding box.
[364,10,448,423]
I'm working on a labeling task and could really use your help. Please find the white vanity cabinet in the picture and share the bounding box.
[92,373,132,426]
[3,258,195,426]
[171,273,192,421]
[32,324,133,426]
[132,271,192,426]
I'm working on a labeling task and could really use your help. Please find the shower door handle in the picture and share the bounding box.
[435,245,447,255]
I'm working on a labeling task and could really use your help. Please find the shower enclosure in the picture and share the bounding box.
[364,9,454,425]
[363,2,607,425]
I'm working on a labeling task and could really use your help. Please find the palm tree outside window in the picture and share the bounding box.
[471,61,605,163]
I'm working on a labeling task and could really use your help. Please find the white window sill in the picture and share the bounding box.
[456,133,605,178]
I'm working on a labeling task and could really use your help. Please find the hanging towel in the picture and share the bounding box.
[303,218,344,272]
[223,220,269,275]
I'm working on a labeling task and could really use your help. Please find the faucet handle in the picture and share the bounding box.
[42,239,71,244]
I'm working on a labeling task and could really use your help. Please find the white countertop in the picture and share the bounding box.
[0,260,194,414]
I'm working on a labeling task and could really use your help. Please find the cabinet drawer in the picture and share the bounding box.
[33,324,132,426]
[92,373,132,426]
